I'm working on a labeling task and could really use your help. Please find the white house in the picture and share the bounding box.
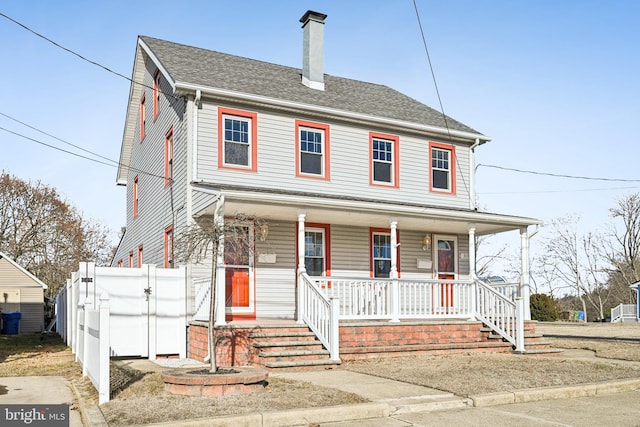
[112,11,543,367]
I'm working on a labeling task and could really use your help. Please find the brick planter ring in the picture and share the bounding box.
[162,367,268,397]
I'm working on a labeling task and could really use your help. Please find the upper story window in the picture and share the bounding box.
[133,176,139,218]
[295,120,330,180]
[165,127,174,186]
[137,245,143,268]
[429,142,456,194]
[370,132,399,187]
[164,225,174,268]
[117,259,123,268]
[128,251,134,268]
[140,94,146,142]
[218,107,258,172]
[153,70,161,119]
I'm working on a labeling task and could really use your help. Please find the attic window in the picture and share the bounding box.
[153,70,161,119]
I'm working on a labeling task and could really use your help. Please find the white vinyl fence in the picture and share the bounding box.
[57,262,188,359]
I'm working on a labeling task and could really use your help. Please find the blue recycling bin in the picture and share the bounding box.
[1,312,21,335]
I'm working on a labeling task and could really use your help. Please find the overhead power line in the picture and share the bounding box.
[0,12,180,101]
[477,163,640,183]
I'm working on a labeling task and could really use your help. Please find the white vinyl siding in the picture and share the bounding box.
[0,258,45,333]
[195,102,471,209]
[112,57,187,268]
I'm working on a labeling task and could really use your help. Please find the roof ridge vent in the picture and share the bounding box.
[300,10,327,91]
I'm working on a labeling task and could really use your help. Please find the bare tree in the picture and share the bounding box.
[177,213,266,374]
[603,193,640,303]
[474,235,509,278]
[0,171,113,297]
[537,215,612,321]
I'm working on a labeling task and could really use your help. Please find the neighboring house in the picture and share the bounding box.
[0,252,48,333]
[113,11,543,365]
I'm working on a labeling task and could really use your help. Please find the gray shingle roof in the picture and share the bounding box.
[140,36,481,135]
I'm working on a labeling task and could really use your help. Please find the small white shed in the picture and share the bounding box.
[0,252,48,333]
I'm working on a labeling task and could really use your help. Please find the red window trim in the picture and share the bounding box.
[128,251,134,268]
[137,245,143,268]
[369,132,400,188]
[117,259,123,268]
[153,70,161,120]
[164,127,174,187]
[429,141,457,195]
[140,93,146,142]
[133,176,139,218]
[217,107,258,172]
[295,222,331,276]
[295,120,331,180]
[164,225,174,268]
[369,227,401,278]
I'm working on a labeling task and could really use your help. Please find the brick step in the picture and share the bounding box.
[341,340,512,358]
[259,349,331,363]
[523,340,555,349]
[249,331,318,343]
[264,359,341,371]
[339,337,487,347]
[253,340,325,353]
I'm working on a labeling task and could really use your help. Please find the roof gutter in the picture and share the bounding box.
[174,82,490,143]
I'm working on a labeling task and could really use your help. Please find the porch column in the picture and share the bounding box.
[296,210,306,324]
[390,218,400,322]
[214,200,226,326]
[468,226,476,278]
[520,227,531,320]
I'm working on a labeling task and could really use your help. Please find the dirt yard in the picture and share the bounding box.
[4,322,640,426]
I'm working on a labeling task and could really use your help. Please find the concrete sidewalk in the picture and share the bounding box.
[0,376,84,426]
[11,355,640,427]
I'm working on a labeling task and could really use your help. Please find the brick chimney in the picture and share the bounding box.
[300,10,327,91]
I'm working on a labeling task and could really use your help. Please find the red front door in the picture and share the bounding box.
[224,225,255,319]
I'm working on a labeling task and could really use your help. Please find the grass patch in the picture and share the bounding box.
[0,333,79,378]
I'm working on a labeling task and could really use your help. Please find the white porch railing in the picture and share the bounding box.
[304,276,523,351]
[611,304,637,323]
[298,273,340,360]
[315,277,475,320]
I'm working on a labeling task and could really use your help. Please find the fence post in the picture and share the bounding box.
[82,298,91,376]
[148,264,158,361]
[515,297,525,353]
[99,293,110,405]
[329,297,340,360]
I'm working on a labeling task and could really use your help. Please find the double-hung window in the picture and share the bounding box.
[153,70,161,119]
[372,232,391,278]
[429,142,456,194]
[139,94,146,142]
[296,120,330,179]
[165,127,174,186]
[370,132,399,187]
[133,176,139,218]
[218,107,258,171]
[164,225,174,268]
[304,229,325,276]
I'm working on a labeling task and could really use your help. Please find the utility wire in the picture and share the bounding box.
[0,111,118,166]
[477,163,640,183]
[412,1,470,197]
[0,12,180,101]
[0,126,166,181]
[479,185,640,195]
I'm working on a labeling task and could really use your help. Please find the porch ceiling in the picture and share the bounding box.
[193,185,541,236]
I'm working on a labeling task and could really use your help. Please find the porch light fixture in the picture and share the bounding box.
[422,235,431,252]
[259,224,269,241]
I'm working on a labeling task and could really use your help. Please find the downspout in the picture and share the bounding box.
[469,138,481,210]
[192,89,201,182]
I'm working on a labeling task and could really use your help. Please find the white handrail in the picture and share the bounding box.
[299,273,339,360]
[474,279,519,348]
[611,303,637,323]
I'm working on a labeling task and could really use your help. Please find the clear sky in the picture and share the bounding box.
[1,1,639,270]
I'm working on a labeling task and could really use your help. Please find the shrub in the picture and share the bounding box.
[530,293,561,321]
